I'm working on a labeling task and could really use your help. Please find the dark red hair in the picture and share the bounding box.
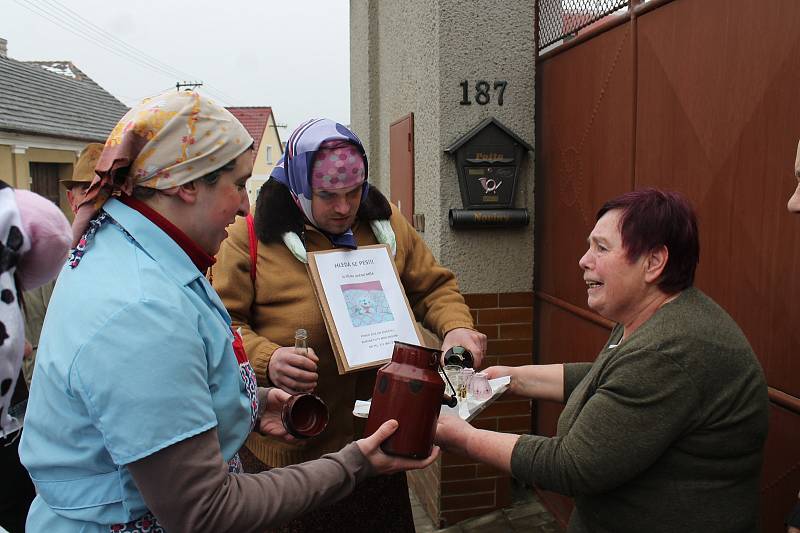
[597,188,699,293]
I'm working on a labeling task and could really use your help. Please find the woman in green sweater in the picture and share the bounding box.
[784,139,800,533]
[436,188,769,533]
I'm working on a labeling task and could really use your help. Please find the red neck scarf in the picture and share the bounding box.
[119,195,215,272]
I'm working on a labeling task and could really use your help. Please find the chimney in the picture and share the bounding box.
[0,38,7,59]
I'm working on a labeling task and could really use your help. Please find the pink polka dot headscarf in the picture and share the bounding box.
[270,118,369,248]
[311,140,366,190]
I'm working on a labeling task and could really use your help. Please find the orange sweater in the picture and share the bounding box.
[212,204,474,467]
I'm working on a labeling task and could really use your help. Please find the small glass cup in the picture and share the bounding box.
[468,372,493,401]
[457,368,475,400]
[443,364,462,398]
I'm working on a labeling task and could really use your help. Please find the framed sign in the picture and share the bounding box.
[307,244,422,374]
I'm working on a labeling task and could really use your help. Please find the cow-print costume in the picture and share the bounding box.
[0,180,30,437]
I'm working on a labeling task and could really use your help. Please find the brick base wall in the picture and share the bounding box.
[407,457,441,525]
[410,291,534,528]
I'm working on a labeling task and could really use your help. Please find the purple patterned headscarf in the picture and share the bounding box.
[270,119,369,249]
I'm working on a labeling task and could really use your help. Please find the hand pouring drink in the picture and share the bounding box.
[365,341,456,458]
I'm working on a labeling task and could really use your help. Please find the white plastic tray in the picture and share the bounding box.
[353,375,511,423]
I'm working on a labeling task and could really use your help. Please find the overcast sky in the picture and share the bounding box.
[0,0,351,140]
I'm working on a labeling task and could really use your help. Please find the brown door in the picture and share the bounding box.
[536,0,800,530]
[389,113,414,222]
[30,162,60,205]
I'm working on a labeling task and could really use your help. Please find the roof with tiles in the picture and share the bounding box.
[0,55,128,142]
[225,106,272,153]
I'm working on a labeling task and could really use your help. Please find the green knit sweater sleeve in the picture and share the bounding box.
[563,363,593,400]
[510,348,701,496]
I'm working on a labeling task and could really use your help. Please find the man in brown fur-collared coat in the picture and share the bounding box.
[212,118,486,533]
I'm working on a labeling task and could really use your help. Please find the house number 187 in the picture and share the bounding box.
[459,80,507,106]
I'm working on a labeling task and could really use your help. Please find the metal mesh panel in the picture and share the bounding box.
[538,0,629,50]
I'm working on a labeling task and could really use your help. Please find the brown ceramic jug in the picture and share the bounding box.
[364,341,456,458]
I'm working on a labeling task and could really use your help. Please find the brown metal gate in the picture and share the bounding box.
[535,0,800,529]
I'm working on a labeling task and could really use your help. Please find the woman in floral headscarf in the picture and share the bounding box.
[213,118,485,532]
[19,91,436,533]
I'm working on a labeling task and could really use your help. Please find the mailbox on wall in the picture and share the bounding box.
[444,117,532,229]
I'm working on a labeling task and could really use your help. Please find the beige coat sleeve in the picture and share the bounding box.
[128,428,373,533]
[212,216,279,386]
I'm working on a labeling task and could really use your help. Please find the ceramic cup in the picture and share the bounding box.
[468,372,493,401]
[281,393,329,439]
[443,364,462,398]
[458,368,475,400]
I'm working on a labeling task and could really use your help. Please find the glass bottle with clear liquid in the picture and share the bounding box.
[294,328,308,358]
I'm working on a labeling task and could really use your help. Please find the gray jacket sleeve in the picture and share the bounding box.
[128,428,374,533]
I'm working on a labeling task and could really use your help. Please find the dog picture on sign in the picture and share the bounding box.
[340,280,395,327]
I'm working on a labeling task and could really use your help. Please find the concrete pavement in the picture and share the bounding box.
[410,483,563,533]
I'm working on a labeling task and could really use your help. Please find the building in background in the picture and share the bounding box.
[353,1,800,531]
[0,37,127,219]
[226,106,283,205]
[350,2,535,527]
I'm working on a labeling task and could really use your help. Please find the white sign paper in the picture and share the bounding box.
[312,246,421,368]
